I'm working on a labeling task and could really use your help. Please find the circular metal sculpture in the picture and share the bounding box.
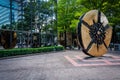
[77,10,112,57]
[1,31,17,49]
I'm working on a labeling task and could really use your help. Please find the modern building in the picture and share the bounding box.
[0,0,25,28]
[0,0,57,48]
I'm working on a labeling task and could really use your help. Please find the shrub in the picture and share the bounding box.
[0,46,64,58]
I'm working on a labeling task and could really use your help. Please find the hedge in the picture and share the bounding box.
[0,46,64,58]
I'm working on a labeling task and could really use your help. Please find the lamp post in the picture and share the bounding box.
[39,25,41,47]
[48,27,53,46]
[43,31,46,46]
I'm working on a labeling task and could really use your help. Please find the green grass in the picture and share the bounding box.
[0,46,64,58]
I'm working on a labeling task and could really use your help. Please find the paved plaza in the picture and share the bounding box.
[0,50,120,80]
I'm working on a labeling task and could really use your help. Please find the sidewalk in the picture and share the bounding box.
[0,50,120,80]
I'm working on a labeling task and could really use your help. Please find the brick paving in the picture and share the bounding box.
[0,50,120,80]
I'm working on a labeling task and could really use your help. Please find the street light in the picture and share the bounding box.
[42,31,46,46]
[48,27,53,46]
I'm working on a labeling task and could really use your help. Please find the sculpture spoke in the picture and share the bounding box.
[82,20,91,30]
[86,40,94,52]
[103,40,108,49]
[104,24,110,31]
[97,43,99,51]
[98,11,101,23]
[93,19,96,24]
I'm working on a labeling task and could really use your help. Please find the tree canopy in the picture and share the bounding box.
[57,0,120,34]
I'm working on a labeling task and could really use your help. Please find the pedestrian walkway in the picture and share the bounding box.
[0,50,120,80]
[64,54,120,67]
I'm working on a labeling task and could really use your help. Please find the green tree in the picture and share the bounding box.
[80,0,120,43]
[16,0,55,31]
[57,0,120,47]
[57,0,87,47]
[80,0,120,26]
[57,0,91,33]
